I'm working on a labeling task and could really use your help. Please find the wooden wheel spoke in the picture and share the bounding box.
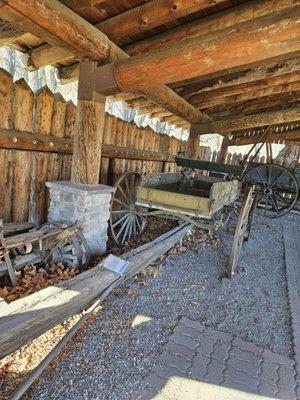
[267,165,272,186]
[135,214,142,231]
[264,195,270,216]
[256,168,267,188]
[111,209,130,214]
[127,215,133,241]
[269,194,279,212]
[124,177,134,203]
[121,215,133,245]
[115,214,131,240]
[117,184,130,204]
[113,197,130,209]
[270,170,283,188]
[112,213,129,228]
[273,192,291,206]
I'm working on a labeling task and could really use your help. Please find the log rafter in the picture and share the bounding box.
[188,72,300,104]
[0,0,205,124]
[226,128,300,146]
[195,82,300,110]
[193,107,300,135]
[109,10,300,92]
[20,0,297,72]
[179,58,300,97]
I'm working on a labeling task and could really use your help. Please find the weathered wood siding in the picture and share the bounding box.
[0,70,186,224]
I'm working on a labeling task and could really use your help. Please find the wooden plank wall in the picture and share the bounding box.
[0,69,185,224]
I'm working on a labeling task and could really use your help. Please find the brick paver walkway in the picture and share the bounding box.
[137,317,299,400]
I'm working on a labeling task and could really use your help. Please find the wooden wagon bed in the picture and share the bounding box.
[136,173,240,219]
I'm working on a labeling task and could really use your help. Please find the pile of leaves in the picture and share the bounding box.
[0,264,79,303]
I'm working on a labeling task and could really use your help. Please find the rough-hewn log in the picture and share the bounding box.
[0,127,177,161]
[71,61,105,185]
[179,58,300,97]
[0,0,204,123]
[218,138,228,163]
[57,63,79,84]
[228,129,300,146]
[186,125,199,158]
[97,0,228,45]
[0,17,23,44]
[125,0,298,57]
[189,72,300,104]
[209,92,300,118]
[194,107,300,134]
[111,10,300,91]
[26,44,74,71]
[30,0,297,72]
[0,127,73,153]
[195,81,300,110]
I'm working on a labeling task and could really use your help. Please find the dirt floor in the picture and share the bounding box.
[0,212,296,400]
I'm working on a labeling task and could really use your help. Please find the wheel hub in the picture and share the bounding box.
[263,187,273,195]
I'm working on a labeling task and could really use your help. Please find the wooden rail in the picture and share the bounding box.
[0,128,175,162]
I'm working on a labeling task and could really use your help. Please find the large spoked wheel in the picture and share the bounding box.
[242,163,299,218]
[227,187,254,278]
[110,171,147,247]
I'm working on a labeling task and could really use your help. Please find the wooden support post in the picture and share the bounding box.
[71,60,106,185]
[218,137,229,164]
[187,125,199,159]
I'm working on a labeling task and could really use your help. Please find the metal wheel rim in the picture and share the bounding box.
[242,163,299,219]
[227,187,254,278]
[109,171,147,247]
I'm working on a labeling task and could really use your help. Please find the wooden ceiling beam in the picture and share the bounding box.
[227,129,300,146]
[179,58,300,97]
[151,110,173,119]
[193,107,300,135]
[125,0,298,57]
[136,105,162,115]
[208,93,300,118]
[0,17,23,45]
[26,0,230,69]
[188,71,300,104]
[195,81,300,110]
[25,0,297,75]
[93,0,229,46]
[109,10,300,92]
[0,0,205,124]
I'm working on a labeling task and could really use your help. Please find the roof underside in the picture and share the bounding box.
[0,0,299,144]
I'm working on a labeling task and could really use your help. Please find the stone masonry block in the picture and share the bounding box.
[47,181,114,256]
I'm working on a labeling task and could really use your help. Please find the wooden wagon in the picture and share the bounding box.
[176,157,300,218]
[110,171,256,277]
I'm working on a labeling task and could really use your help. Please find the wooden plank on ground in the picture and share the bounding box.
[0,223,191,358]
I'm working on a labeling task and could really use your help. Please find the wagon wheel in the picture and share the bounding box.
[51,231,90,270]
[110,171,147,247]
[227,187,254,278]
[242,163,299,218]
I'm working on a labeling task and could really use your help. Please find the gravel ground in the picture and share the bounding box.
[25,213,298,400]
